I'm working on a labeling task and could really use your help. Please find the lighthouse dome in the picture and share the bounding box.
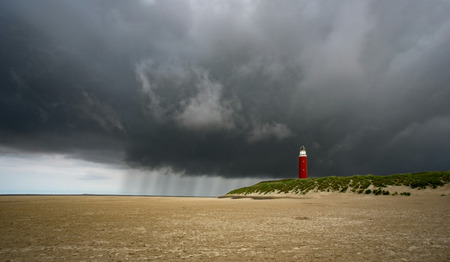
[299,145,307,156]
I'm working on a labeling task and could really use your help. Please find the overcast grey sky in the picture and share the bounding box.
[1,0,449,195]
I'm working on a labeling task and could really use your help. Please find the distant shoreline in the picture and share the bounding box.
[0,194,217,198]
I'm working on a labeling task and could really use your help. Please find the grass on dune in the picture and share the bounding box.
[226,171,450,196]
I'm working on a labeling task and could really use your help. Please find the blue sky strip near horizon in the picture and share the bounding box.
[0,150,262,196]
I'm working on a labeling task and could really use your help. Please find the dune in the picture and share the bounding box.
[223,184,450,199]
[223,171,450,199]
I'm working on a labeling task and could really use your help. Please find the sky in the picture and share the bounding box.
[1,0,450,196]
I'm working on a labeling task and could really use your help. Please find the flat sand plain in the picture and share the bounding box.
[0,191,449,261]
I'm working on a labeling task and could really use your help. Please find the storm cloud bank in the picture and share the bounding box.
[1,0,449,178]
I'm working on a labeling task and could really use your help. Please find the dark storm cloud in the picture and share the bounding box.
[1,0,449,178]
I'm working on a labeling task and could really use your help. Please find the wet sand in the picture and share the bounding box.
[0,192,449,261]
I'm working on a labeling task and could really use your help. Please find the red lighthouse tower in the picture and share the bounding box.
[299,146,307,179]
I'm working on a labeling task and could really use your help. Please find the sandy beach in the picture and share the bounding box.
[0,192,449,261]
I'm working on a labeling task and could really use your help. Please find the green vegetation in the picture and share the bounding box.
[226,171,450,196]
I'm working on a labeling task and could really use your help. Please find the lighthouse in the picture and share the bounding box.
[299,146,307,179]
